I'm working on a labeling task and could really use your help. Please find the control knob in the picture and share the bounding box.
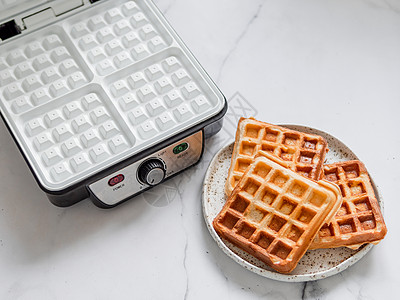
[138,159,166,186]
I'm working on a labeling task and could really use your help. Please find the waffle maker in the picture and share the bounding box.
[0,0,227,208]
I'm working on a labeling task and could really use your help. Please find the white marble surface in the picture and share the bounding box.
[1,0,399,298]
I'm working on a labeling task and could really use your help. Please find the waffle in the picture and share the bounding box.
[310,160,387,250]
[225,118,328,196]
[213,155,342,273]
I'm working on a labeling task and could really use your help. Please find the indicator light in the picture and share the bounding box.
[173,142,188,155]
[108,174,125,186]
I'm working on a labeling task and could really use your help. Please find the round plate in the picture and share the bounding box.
[202,125,383,282]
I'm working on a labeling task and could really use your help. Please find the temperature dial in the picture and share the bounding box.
[138,159,166,186]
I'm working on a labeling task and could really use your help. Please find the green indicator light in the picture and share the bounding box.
[173,142,188,154]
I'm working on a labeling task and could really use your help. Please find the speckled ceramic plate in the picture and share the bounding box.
[202,125,383,282]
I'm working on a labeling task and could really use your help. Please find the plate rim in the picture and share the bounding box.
[202,124,380,282]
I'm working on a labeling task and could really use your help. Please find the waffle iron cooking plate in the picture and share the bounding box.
[0,0,227,208]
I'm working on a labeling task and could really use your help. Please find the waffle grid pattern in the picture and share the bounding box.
[108,55,211,141]
[214,156,340,273]
[226,118,328,195]
[24,92,131,183]
[310,161,387,249]
[69,1,169,76]
[0,33,89,114]
[0,0,224,188]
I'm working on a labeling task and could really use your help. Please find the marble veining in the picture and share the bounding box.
[216,0,267,83]
[365,0,400,14]
[161,0,177,15]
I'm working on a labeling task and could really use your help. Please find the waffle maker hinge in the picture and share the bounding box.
[0,0,85,43]
[22,0,84,29]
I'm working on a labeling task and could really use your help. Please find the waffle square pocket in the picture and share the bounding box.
[214,155,342,273]
[310,160,387,250]
[225,118,328,196]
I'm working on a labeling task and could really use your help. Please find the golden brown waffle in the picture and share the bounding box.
[214,155,342,274]
[225,118,328,196]
[310,160,387,250]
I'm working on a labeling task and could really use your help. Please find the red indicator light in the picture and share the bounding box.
[108,174,125,186]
